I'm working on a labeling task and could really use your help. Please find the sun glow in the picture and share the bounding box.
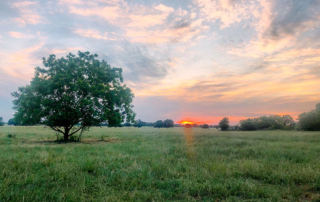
[181,121,194,125]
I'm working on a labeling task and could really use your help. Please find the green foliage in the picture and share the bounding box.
[7,119,15,126]
[0,127,320,201]
[134,119,145,128]
[240,115,296,131]
[154,120,163,128]
[219,117,229,131]
[123,122,131,127]
[163,119,174,128]
[0,117,4,126]
[201,124,209,129]
[298,103,320,131]
[11,51,135,140]
[7,133,16,138]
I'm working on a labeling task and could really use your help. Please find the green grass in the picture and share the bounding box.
[0,126,320,201]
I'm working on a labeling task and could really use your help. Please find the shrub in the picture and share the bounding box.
[7,133,16,138]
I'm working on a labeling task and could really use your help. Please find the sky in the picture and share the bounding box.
[0,0,320,125]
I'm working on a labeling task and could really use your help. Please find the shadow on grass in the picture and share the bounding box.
[0,138,123,146]
[37,138,122,144]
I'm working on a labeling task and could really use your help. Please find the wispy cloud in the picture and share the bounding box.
[11,1,45,26]
[74,29,116,40]
[9,31,33,38]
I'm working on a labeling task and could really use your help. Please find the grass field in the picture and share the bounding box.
[0,126,320,201]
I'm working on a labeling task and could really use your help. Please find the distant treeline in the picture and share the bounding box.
[2,102,320,131]
[239,115,296,131]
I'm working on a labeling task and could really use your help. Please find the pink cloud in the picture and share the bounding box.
[12,1,44,26]
[74,29,116,40]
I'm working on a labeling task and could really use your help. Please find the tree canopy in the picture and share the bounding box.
[298,103,320,131]
[219,117,229,131]
[201,124,209,129]
[163,119,174,128]
[154,120,163,128]
[12,51,135,140]
[239,115,296,131]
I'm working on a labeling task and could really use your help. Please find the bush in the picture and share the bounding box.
[7,133,16,138]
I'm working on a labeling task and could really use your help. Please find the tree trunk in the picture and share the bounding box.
[64,133,69,141]
[64,128,69,141]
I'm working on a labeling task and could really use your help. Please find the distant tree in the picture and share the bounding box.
[154,120,163,128]
[123,122,132,127]
[163,119,174,128]
[193,124,198,127]
[0,117,4,126]
[239,115,296,131]
[184,124,192,128]
[219,117,229,131]
[298,103,320,131]
[201,124,209,129]
[134,119,145,128]
[239,119,258,131]
[11,51,135,141]
[282,115,296,129]
[145,122,155,127]
[8,119,14,126]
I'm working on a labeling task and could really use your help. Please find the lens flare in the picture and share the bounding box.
[183,127,194,157]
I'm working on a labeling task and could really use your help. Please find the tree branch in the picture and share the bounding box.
[69,126,83,136]
[50,126,64,134]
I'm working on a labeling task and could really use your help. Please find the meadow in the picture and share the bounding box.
[0,126,319,201]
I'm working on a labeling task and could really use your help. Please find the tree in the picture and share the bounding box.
[163,119,174,128]
[239,115,296,131]
[123,122,132,127]
[8,119,15,126]
[184,124,192,128]
[154,120,163,128]
[219,117,229,131]
[0,117,4,126]
[201,124,209,129]
[134,119,145,128]
[298,103,320,131]
[239,119,258,131]
[12,51,135,141]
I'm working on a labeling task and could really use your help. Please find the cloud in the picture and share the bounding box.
[74,29,116,40]
[62,0,206,44]
[9,31,33,38]
[227,0,320,57]
[11,1,44,26]
[193,0,258,28]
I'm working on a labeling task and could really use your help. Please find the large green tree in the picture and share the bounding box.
[12,51,135,140]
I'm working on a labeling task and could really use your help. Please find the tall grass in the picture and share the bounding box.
[0,126,319,201]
